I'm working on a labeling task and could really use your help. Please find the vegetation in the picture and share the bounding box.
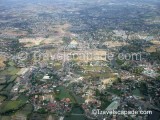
[62,36,71,44]
[132,67,144,75]
[0,100,26,114]
[149,51,160,63]
[116,58,125,66]
[13,104,33,118]
[132,88,143,97]
[139,82,148,96]
[65,104,85,120]
[54,86,76,103]
[0,67,19,76]
[0,95,6,103]
[107,88,122,96]
[100,99,112,110]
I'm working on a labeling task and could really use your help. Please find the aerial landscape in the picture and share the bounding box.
[0,0,160,120]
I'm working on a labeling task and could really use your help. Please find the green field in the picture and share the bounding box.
[29,113,48,120]
[0,116,11,120]
[0,85,5,91]
[73,95,84,104]
[7,61,15,67]
[0,95,6,102]
[7,75,17,83]
[11,104,33,120]
[0,79,6,84]
[108,88,122,96]
[17,95,29,102]
[0,75,17,85]
[82,66,103,71]
[0,100,26,113]
[100,100,112,110]
[52,61,63,70]
[5,82,14,92]
[0,83,14,98]
[82,66,114,79]
[132,88,143,97]
[14,104,33,117]
[0,67,20,76]
[55,86,76,103]
[65,106,85,120]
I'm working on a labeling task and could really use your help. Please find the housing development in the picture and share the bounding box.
[0,0,160,120]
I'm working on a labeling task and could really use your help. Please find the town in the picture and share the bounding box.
[0,0,160,120]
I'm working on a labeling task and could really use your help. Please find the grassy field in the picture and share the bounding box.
[7,61,15,66]
[100,100,112,110]
[0,67,18,89]
[72,95,84,104]
[65,106,85,120]
[0,85,5,91]
[51,61,63,70]
[132,88,143,97]
[55,86,76,103]
[29,113,48,120]
[0,79,6,84]
[14,104,33,117]
[7,75,17,83]
[0,67,20,76]
[0,95,6,103]
[5,82,14,92]
[82,66,102,71]
[108,88,122,96]
[0,116,11,120]
[82,65,114,79]
[17,95,29,102]
[0,100,26,113]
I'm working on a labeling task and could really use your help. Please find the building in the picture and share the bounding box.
[68,40,78,48]
[106,101,120,111]
[17,67,33,85]
[101,78,116,85]
[42,74,50,80]
[142,68,158,78]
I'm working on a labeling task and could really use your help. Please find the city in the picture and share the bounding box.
[0,0,160,120]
